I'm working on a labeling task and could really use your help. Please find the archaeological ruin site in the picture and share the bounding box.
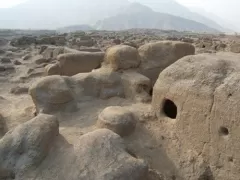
[0,29,240,180]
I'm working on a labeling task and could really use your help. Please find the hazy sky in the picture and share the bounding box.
[0,0,238,27]
[0,0,234,14]
[0,0,203,8]
[180,0,239,26]
[0,0,27,8]
[0,0,226,9]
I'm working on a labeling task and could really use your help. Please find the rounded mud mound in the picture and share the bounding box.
[97,106,137,137]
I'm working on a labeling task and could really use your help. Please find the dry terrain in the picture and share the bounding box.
[0,29,240,180]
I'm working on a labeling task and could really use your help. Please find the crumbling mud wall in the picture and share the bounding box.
[152,53,240,180]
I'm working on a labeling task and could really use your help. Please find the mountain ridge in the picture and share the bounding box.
[0,0,223,32]
[95,3,219,33]
[132,0,227,32]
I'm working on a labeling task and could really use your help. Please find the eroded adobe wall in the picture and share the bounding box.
[152,53,240,180]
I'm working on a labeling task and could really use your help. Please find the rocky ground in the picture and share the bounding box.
[0,29,240,180]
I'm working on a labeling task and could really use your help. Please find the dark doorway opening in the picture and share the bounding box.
[162,99,177,119]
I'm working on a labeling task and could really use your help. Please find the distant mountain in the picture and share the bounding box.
[0,0,222,33]
[57,25,94,33]
[190,7,239,33]
[135,0,227,32]
[95,3,219,33]
[0,0,130,29]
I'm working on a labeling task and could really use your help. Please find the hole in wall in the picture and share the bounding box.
[149,88,153,96]
[219,126,229,136]
[162,99,177,119]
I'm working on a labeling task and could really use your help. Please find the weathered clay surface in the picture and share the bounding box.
[30,67,155,113]
[72,69,125,99]
[10,86,29,95]
[0,114,59,179]
[30,70,126,112]
[97,106,137,136]
[152,52,240,180]
[0,114,6,137]
[104,45,140,71]
[57,52,104,76]
[230,43,240,53]
[121,71,151,102]
[138,41,195,84]
[41,46,65,59]
[2,30,240,180]
[44,63,61,75]
[29,75,75,113]
[0,115,149,180]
